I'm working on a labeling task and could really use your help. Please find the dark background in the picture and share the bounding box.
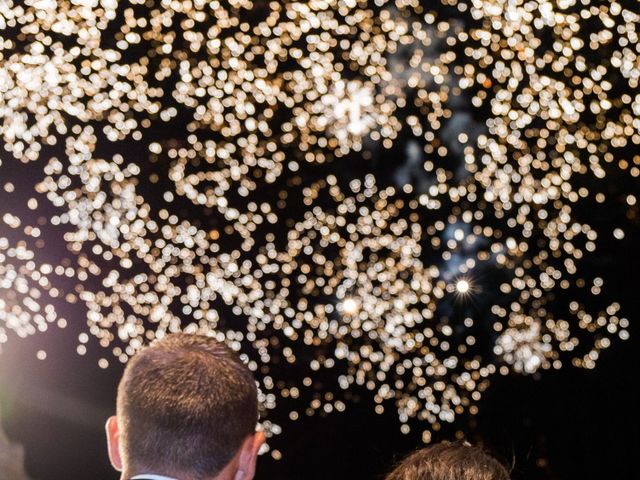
[0,251,637,480]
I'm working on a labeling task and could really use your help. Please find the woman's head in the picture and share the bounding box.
[386,441,510,480]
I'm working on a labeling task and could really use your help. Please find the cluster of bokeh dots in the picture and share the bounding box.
[1,0,637,448]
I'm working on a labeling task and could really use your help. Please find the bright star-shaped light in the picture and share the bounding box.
[455,279,471,294]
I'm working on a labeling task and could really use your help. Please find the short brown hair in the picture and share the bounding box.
[386,441,510,480]
[117,333,258,479]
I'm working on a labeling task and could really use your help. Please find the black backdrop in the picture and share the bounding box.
[0,257,637,480]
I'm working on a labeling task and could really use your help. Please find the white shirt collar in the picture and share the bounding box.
[131,475,178,480]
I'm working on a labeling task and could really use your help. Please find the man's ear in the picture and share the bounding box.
[234,431,266,480]
[106,416,123,472]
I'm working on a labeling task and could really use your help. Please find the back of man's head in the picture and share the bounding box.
[386,441,510,480]
[107,333,262,480]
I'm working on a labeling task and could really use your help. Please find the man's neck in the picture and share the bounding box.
[122,459,235,480]
[125,470,227,480]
